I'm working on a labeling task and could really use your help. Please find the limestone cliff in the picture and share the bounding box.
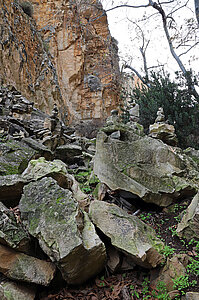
[0,0,62,116]
[0,0,120,125]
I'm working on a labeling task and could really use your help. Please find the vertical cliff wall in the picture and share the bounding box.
[0,0,62,116]
[30,0,120,123]
[0,0,120,124]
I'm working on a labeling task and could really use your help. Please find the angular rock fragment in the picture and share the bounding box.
[0,277,36,300]
[55,144,82,164]
[21,157,88,204]
[89,200,164,268]
[19,177,106,284]
[186,292,199,300]
[0,137,35,176]
[0,175,25,207]
[0,244,56,286]
[0,202,30,252]
[176,192,199,240]
[21,157,71,189]
[150,254,189,292]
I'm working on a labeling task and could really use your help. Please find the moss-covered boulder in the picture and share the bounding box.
[21,157,88,204]
[21,157,71,189]
[176,192,199,240]
[94,130,198,206]
[0,202,30,252]
[0,137,35,176]
[89,200,164,268]
[19,177,106,284]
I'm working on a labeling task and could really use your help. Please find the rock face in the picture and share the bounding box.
[0,244,56,286]
[176,192,199,240]
[31,0,120,123]
[0,0,62,116]
[150,254,188,292]
[94,127,198,206]
[0,278,35,300]
[89,200,164,268]
[0,202,30,252]
[0,0,120,124]
[19,177,106,284]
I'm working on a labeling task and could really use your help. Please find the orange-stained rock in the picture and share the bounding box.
[0,0,120,125]
[0,0,63,118]
[27,0,121,123]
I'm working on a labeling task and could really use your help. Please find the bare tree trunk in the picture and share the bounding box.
[149,0,199,98]
[195,0,199,25]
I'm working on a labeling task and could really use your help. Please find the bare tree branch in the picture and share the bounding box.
[149,0,199,98]
[105,4,150,14]
[179,41,199,56]
[123,64,151,88]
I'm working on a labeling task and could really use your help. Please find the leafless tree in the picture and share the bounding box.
[101,0,199,98]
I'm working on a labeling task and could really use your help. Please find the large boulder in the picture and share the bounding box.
[21,157,71,189]
[19,177,106,284]
[0,244,56,286]
[0,137,35,176]
[21,157,88,205]
[94,128,198,206]
[176,192,199,240]
[89,200,164,268]
[0,202,30,253]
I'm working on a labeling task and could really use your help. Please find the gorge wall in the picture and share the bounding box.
[0,0,120,125]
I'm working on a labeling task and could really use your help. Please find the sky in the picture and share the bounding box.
[101,0,199,79]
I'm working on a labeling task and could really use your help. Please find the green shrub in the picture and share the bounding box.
[20,1,33,17]
[128,71,199,149]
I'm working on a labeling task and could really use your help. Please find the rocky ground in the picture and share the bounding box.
[37,193,199,300]
[1,86,199,300]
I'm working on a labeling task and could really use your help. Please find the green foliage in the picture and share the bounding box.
[130,71,199,149]
[20,1,34,17]
[152,281,171,299]
[172,275,197,295]
[161,245,176,258]
[187,258,199,276]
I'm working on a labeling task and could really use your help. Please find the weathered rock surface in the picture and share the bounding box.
[22,157,71,188]
[0,278,36,300]
[185,292,199,300]
[55,144,83,164]
[21,157,88,205]
[89,200,164,268]
[149,123,177,146]
[150,254,189,292]
[94,128,198,206]
[0,175,25,207]
[0,0,62,117]
[176,192,199,240]
[0,244,56,286]
[0,137,35,176]
[0,0,121,125]
[31,0,120,123]
[0,202,30,252]
[19,177,106,284]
